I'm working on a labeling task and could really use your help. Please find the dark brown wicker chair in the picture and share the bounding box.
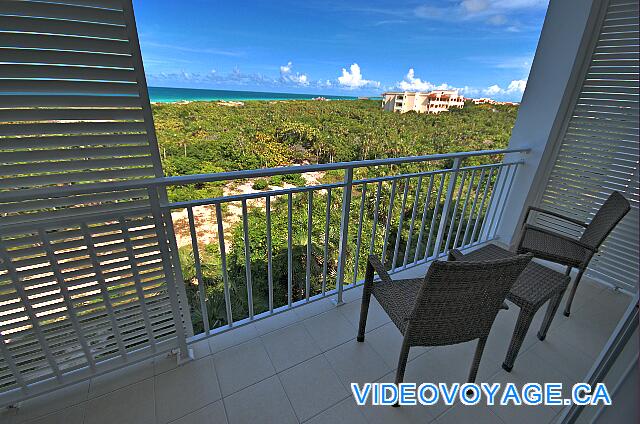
[357,253,532,392]
[517,191,630,317]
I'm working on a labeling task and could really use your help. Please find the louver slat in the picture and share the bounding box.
[2,0,124,24]
[0,33,130,54]
[0,16,127,40]
[0,108,145,122]
[0,48,134,68]
[0,64,138,81]
[0,0,184,404]
[537,0,639,292]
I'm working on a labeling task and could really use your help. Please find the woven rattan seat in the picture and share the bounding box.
[517,191,630,316]
[368,277,423,334]
[358,253,532,393]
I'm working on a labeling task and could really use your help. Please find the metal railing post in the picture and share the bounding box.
[432,158,462,257]
[335,168,354,305]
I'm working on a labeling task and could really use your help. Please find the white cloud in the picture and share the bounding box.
[487,14,507,25]
[484,84,502,95]
[462,0,489,13]
[414,0,547,27]
[337,63,380,89]
[460,86,480,96]
[141,41,244,57]
[482,79,527,96]
[280,61,292,74]
[508,79,527,92]
[397,68,452,91]
[279,61,310,86]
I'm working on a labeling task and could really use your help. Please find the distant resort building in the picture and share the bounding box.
[381,90,465,114]
[472,98,520,106]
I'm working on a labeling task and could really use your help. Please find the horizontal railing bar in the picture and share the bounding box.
[157,148,529,186]
[165,182,343,209]
[160,161,524,211]
[0,148,530,203]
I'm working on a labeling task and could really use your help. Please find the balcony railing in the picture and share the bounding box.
[0,147,528,406]
[154,148,529,344]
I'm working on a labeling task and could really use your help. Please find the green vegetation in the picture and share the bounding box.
[152,100,519,334]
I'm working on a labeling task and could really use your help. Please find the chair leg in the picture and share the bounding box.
[537,290,565,341]
[357,260,375,342]
[503,308,535,372]
[392,335,411,407]
[468,335,488,384]
[564,268,585,317]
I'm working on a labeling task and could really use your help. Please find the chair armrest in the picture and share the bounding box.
[448,249,465,261]
[367,255,393,284]
[522,224,597,252]
[524,206,588,228]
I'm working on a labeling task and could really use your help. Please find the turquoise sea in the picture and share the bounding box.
[148,86,358,103]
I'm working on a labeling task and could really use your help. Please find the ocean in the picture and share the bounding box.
[148,86,358,103]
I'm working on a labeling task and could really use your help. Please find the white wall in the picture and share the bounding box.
[493,0,598,246]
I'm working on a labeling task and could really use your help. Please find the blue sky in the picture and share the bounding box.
[134,0,549,101]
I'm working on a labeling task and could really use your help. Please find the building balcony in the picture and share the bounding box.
[1,148,637,424]
[0,0,638,423]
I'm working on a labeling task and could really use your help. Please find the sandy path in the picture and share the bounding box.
[171,166,325,251]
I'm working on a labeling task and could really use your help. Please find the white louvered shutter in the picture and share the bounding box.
[0,0,187,405]
[536,0,639,292]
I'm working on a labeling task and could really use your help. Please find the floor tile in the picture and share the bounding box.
[398,350,464,417]
[89,358,155,398]
[154,351,182,375]
[254,310,300,335]
[560,276,603,312]
[23,404,85,424]
[339,298,390,334]
[155,357,222,424]
[302,309,357,352]
[365,322,428,369]
[305,397,367,424]
[324,339,391,387]
[191,339,213,359]
[358,395,436,424]
[433,404,504,423]
[279,355,348,422]
[208,323,259,354]
[496,349,579,411]
[170,400,227,424]
[0,407,18,424]
[213,338,275,396]
[549,299,624,359]
[85,379,155,424]
[293,298,335,320]
[13,380,89,423]
[526,337,595,383]
[261,322,321,372]
[487,371,561,424]
[591,287,632,315]
[341,285,364,304]
[428,342,479,383]
[224,376,297,424]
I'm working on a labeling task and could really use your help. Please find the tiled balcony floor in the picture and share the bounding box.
[1,269,634,424]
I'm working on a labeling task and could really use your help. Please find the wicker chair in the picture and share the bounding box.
[517,191,630,317]
[357,253,532,392]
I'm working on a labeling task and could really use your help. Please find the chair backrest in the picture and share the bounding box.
[407,254,532,346]
[580,191,631,249]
